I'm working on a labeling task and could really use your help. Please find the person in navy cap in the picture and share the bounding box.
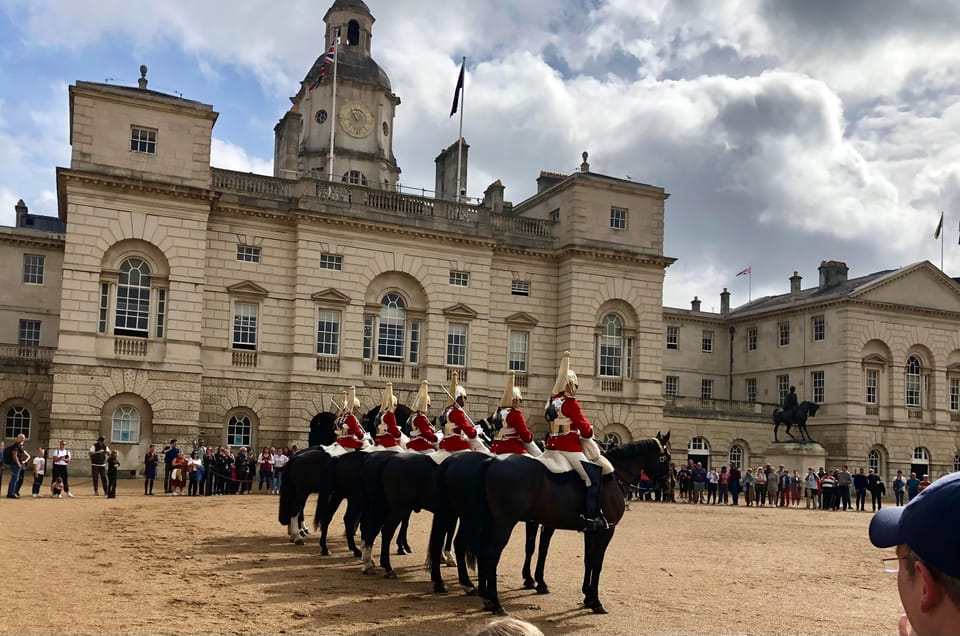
[869,472,960,635]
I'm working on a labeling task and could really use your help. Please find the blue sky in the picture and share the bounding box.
[2,0,960,309]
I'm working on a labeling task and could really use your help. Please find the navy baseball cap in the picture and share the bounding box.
[869,471,960,578]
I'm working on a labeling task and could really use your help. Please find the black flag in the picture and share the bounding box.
[450,60,464,117]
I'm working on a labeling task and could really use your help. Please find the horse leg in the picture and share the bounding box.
[453,521,477,595]
[443,520,456,567]
[396,514,412,555]
[359,500,384,574]
[316,493,342,556]
[583,528,615,614]
[343,497,363,558]
[521,521,537,589]
[534,526,556,594]
[379,515,402,579]
[773,423,780,442]
[581,531,593,603]
[427,511,449,594]
[480,527,513,616]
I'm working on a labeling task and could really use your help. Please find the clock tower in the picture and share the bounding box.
[273,0,401,187]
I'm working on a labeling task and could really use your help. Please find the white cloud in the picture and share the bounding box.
[210,138,272,175]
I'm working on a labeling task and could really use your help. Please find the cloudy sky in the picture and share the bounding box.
[1,0,958,309]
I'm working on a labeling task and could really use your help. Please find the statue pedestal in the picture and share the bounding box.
[762,441,827,472]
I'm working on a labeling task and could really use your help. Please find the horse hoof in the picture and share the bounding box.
[591,604,608,615]
[383,570,398,580]
[462,585,478,597]
[433,582,448,594]
[352,549,362,558]
[522,579,536,590]
[535,584,550,595]
[445,558,457,567]
[491,606,508,616]
[402,544,413,554]
[294,538,305,546]
[320,548,330,556]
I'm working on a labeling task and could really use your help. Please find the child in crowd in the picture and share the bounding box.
[107,450,120,498]
[51,476,64,498]
[31,448,46,498]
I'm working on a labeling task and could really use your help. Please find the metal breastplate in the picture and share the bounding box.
[407,415,421,438]
[549,397,571,435]
[376,414,390,437]
[443,407,462,438]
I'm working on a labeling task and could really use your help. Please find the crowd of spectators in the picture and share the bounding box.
[629,460,939,511]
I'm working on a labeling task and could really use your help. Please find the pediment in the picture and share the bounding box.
[862,353,889,365]
[443,303,478,319]
[504,311,539,327]
[227,280,269,297]
[854,264,960,312]
[311,288,351,305]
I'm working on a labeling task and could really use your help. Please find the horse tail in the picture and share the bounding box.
[278,453,298,525]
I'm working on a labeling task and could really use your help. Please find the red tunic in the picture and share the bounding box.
[545,394,593,453]
[491,408,534,455]
[375,411,402,448]
[439,406,477,452]
[406,412,437,452]
[336,413,366,449]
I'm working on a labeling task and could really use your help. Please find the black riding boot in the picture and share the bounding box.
[580,461,610,532]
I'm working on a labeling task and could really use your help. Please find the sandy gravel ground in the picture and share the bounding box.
[1,480,900,635]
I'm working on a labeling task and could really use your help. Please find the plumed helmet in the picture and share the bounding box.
[500,371,523,407]
[412,380,431,413]
[339,390,349,416]
[381,382,396,413]
[448,371,466,406]
[551,351,578,395]
[346,386,361,412]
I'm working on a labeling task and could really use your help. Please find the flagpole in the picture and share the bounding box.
[455,56,465,202]
[942,211,945,271]
[748,268,752,302]
[327,34,340,184]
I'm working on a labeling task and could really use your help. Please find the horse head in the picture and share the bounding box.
[308,411,337,447]
[605,434,672,487]
[802,401,820,417]
[361,404,382,435]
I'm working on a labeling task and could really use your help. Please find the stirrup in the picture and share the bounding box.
[579,514,611,533]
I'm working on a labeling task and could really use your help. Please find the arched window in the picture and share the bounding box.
[111,405,140,443]
[4,406,31,438]
[115,258,151,337]
[868,449,881,475]
[342,170,367,186]
[346,19,360,46]
[602,432,622,451]
[688,437,709,452]
[228,414,252,448]
[913,447,930,461]
[378,293,406,362]
[729,444,744,468]
[905,356,921,407]
[954,454,960,472]
[598,314,623,377]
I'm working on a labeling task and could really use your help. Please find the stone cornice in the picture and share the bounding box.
[292,211,498,248]
[0,230,65,250]
[57,168,218,204]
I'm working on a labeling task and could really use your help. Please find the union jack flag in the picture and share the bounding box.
[736,266,751,277]
[309,44,336,91]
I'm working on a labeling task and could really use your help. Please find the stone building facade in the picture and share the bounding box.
[1,0,958,480]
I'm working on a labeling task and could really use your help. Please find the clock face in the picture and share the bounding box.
[315,109,327,124]
[339,102,374,138]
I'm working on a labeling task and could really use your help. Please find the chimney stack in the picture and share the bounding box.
[818,260,849,289]
[720,288,730,315]
[14,199,28,227]
[691,296,701,312]
[790,271,802,297]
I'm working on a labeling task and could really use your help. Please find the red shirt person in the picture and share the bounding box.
[491,371,537,456]
[406,380,438,453]
[374,382,402,449]
[336,386,366,450]
[439,384,477,453]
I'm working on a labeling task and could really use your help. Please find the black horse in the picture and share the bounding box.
[278,443,333,544]
[772,401,819,442]
[430,432,671,615]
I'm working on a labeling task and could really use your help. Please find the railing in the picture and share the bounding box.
[514,373,528,388]
[664,395,773,416]
[212,169,292,198]
[446,367,467,383]
[492,214,553,239]
[316,357,340,373]
[866,406,879,416]
[114,338,147,356]
[379,362,404,379]
[231,350,258,367]
[0,344,54,362]
[907,409,922,419]
[363,362,373,376]
[600,379,623,393]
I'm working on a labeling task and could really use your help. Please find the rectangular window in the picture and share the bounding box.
[610,207,627,230]
[232,302,258,350]
[316,309,340,356]
[866,369,879,405]
[747,327,757,351]
[746,378,757,402]
[155,288,166,339]
[701,378,714,399]
[812,316,825,342]
[777,374,790,404]
[98,282,110,334]
[509,331,529,372]
[449,271,469,287]
[130,127,157,154]
[115,283,150,336]
[778,321,790,347]
[409,319,421,364]
[702,330,714,353]
[625,337,634,379]
[446,323,467,367]
[22,254,44,285]
[951,378,960,412]
[236,245,261,263]
[511,280,530,296]
[666,325,679,350]
[550,208,560,222]
[599,334,623,378]
[362,314,374,360]
[665,375,679,396]
[906,373,921,408]
[319,253,343,271]
[812,370,825,403]
[18,319,41,348]
[111,417,139,444]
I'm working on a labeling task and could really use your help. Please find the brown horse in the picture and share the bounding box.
[430,432,671,615]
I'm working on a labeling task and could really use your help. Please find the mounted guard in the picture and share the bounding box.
[544,351,615,531]
[438,372,483,453]
[490,371,541,456]
[334,386,368,452]
[406,380,439,453]
[367,382,405,452]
